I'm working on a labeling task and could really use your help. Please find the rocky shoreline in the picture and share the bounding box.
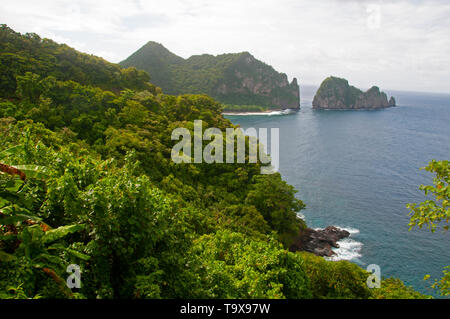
[289,226,350,257]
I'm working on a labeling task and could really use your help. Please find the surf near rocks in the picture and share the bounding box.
[289,226,351,257]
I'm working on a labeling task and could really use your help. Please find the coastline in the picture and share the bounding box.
[223,108,299,116]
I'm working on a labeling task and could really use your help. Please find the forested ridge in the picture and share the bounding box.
[120,41,300,110]
[0,25,427,299]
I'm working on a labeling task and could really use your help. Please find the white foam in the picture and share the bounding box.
[336,226,360,235]
[325,238,363,262]
[312,226,359,235]
[223,109,296,116]
[327,226,362,261]
[312,226,363,262]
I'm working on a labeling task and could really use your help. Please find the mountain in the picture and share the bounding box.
[120,42,300,110]
[312,76,396,110]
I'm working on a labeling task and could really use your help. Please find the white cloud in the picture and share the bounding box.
[1,0,449,93]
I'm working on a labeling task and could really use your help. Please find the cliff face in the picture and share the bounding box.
[121,43,300,110]
[312,76,396,110]
[215,52,299,109]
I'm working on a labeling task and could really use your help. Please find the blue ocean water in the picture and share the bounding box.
[225,85,450,297]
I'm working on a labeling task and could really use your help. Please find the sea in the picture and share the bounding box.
[224,85,450,298]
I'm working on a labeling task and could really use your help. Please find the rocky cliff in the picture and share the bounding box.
[120,42,300,110]
[289,226,350,257]
[312,76,396,110]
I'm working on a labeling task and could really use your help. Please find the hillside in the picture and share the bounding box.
[120,42,300,110]
[312,76,396,110]
[0,26,425,299]
[0,24,154,97]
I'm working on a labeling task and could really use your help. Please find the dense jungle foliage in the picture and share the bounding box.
[222,105,269,112]
[0,25,428,299]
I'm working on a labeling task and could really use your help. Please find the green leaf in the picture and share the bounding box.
[42,224,85,244]
[35,253,65,268]
[0,250,17,262]
[0,197,9,208]
[65,248,91,261]
[4,178,24,193]
[11,165,48,180]
[0,145,24,159]
[0,204,41,225]
[0,233,17,242]
[0,213,41,225]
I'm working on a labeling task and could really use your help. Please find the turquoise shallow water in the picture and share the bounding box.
[225,85,450,297]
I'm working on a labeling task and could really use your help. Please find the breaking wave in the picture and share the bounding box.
[223,109,297,116]
[296,212,306,220]
[325,226,363,262]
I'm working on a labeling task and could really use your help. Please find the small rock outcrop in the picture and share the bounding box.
[312,76,396,110]
[289,226,350,257]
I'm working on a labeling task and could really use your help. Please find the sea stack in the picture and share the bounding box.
[312,76,396,110]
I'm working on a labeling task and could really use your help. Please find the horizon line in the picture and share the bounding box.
[300,83,450,96]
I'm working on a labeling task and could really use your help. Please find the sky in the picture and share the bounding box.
[1,0,450,93]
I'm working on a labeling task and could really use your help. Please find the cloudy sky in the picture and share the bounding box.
[1,0,449,93]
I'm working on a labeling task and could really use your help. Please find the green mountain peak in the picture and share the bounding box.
[120,42,300,109]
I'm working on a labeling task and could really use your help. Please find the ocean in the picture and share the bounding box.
[224,85,450,298]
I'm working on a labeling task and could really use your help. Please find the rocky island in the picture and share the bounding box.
[312,76,396,110]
